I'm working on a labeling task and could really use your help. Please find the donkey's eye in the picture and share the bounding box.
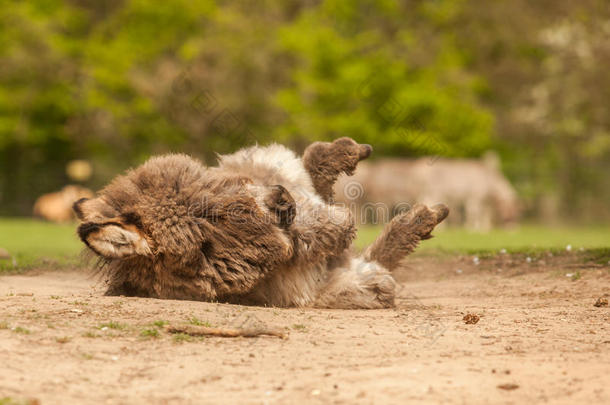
[121,212,143,228]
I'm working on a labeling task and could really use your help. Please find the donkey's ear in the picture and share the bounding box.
[73,197,117,222]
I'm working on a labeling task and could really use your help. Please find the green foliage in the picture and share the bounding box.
[188,317,212,327]
[274,0,493,156]
[0,0,607,220]
[452,0,610,219]
[140,328,160,338]
[0,0,493,215]
[0,398,36,405]
[98,321,127,330]
[172,333,193,343]
[152,320,168,328]
[13,326,31,335]
[0,1,86,214]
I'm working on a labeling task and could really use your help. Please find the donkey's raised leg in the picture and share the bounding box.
[303,137,372,203]
[364,204,449,271]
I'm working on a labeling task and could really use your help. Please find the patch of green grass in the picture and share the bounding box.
[355,224,610,254]
[152,320,168,328]
[0,398,36,405]
[81,353,94,360]
[172,333,193,343]
[98,321,127,330]
[583,248,610,265]
[292,324,307,331]
[140,328,160,338]
[189,317,212,327]
[1,218,607,273]
[13,327,30,335]
[0,218,81,273]
[82,331,99,338]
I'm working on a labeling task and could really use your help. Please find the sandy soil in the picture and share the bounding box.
[0,254,609,405]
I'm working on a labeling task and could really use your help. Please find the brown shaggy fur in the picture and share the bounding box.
[303,138,372,203]
[74,137,448,308]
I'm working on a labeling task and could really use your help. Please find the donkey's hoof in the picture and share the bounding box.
[431,204,450,224]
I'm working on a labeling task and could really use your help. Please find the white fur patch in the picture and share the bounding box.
[218,143,319,198]
[88,225,151,258]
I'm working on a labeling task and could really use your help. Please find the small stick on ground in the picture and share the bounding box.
[165,324,288,339]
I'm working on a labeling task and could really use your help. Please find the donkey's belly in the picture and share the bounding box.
[235,262,328,307]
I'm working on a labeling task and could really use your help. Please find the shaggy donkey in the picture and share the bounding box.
[74,138,448,308]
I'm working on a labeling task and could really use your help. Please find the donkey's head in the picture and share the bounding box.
[73,154,297,268]
[74,197,152,259]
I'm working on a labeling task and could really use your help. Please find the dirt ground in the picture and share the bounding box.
[1,253,609,405]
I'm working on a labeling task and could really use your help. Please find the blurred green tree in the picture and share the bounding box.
[453,0,610,221]
[0,0,608,222]
[0,0,493,215]
[0,0,84,213]
[273,0,493,156]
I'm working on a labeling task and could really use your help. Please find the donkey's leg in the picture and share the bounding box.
[313,257,396,309]
[364,203,449,271]
[303,137,372,203]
